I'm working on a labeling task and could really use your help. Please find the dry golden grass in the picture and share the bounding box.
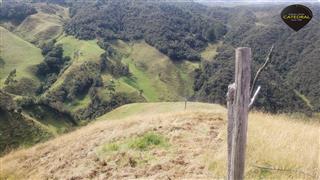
[0,102,319,179]
[209,111,320,179]
[15,3,69,45]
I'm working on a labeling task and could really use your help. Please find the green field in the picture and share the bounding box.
[102,73,137,94]
[57,35,104,62]
[0,27,198,116]
[112,40,199,101]
[0,26,43,86]
[200,41,221,61]
[121,58,161,101]
[64,92,92,112]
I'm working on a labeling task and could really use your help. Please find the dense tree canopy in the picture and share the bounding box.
[0,3,37,22]
[64,1,226,61]
[194,5,320,113]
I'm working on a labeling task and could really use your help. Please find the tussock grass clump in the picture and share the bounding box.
[129,132,168,150]
[100,132,169,154]
[97,132,169,168]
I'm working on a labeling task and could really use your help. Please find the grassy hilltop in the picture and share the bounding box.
[1,102,318,179]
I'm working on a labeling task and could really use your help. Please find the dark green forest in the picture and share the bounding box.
[64,1,227,60]
[0,2,37,22]
[194,5,320,113]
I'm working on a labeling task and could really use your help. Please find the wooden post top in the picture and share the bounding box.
[236,47,251,50]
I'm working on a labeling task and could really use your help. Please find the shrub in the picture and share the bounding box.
[4,77,39,96]
[100,132,169,154]
[36,45,70,78]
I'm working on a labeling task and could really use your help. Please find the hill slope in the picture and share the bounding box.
[0,26,43,88]
[64,1,226,61]
[1,102,318,179]
[0,90,76,156]
[42,37,197,120]
[0,109,52,155]
[112,40,198,101]
[14,3,69,46]
[194,5,320,113]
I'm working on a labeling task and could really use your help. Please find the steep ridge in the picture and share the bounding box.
[0,103,226,179]
[0,109,52,155]
[0,90,75,156]
[1,102,318,179]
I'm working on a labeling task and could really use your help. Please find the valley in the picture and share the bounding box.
[0,2,201,154]
[0,1,319,178]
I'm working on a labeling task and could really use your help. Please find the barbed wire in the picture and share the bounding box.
[252,164,318,179]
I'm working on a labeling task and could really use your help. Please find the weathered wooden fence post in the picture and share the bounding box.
[227,83,235,179]
[227,47,251,180]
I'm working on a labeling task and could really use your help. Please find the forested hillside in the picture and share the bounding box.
[194,4,320,113]
[0,2,36,24]
[64,1,227,61]
[64,0,320,113]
